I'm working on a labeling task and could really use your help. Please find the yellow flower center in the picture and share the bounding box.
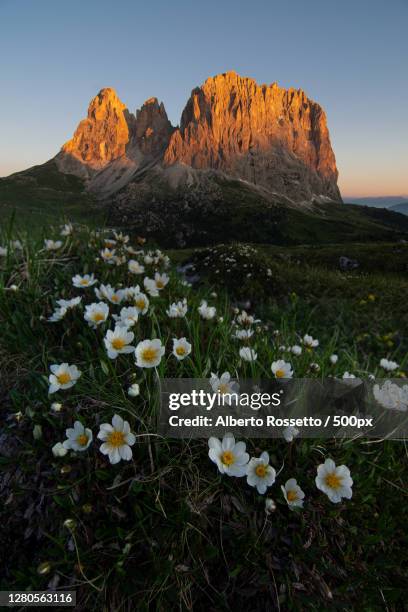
[221,450,235,466]
[141,347,158,363]
[218,383,230,394]
[275,369,285,378]
[176,346,186,356]
[156,280,164,289]
[286,490,298,502]
[76,434,89,447]
[111,295,119,303]
[111,338,126,350]
[255,464,267,478]
[107,430,125,448]
[104,252,113,258]
[92,312,105,322]
[325,472,342,489]
[135,299,146,310]
[80,279,89,286]
[57,372,71,385]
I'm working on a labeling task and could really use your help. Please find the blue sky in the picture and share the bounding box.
[0,0,407,196]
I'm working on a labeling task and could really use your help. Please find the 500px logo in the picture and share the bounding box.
[167,390,283,411]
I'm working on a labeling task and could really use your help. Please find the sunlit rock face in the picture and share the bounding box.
[164,71,341,201]
[61,88,132,169]
[56,88,173,189]
[55,72,341,202]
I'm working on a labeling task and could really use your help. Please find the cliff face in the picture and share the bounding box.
[61,88,132,169]
[164,71,341,201]
[56,72,341,202]
[58,89,173,179]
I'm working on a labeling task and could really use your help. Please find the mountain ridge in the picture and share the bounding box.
[51,71,341,204]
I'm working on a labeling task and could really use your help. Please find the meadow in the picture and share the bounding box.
[0,219,407,610]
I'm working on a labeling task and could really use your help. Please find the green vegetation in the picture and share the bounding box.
[1,220,407,610]
[0,161,102,230]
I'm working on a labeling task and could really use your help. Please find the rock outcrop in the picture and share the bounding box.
[164,71,340,201]
[55,72,341,203]
[56,89,173,183]
[61,88,132,169]
[135,98,174,157]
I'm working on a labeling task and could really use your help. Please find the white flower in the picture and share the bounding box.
[52,442,68,457]
[373,380,408,412]
[49,363,81,394]
[128,260,145,275]
[303,334,319,348]
[84,302,109,328]
[95,284,125,305]
[113,255,127,266]
[12,240,23,250]
[198,300,216,320]
[172,337,192,361]
[246,451,276,494]
[265,498,276,514]
[282,425,299,442]
[380,358,399,372]
[72,273,97,288]
[48,306,67,322]
[144,272,169,296]
[342,371,355,379]
[44,239,63,251]
[154,272,169,289]
[57,297,82,309]
[330,354,338,364]
[208,433,249,476]
[104,239,116,248]
[135,339,165,368]
[291,345,302,356]
[0,246,8,256]
[234,329,254,340]
[133,290,149,314]
[113,231,129,244]
[239,347,257,362]
[60,223,73,236]
[210,372,239,403]
[63,421,93,451]
[101,247,116,263]
[143,277,159,297]
[271,360,293,379]
[315,458,353,503]
[51,402,62,413]
[281,478,305,509]
[166,299,188,318]
[104,326,134,359]
[115,306,139,328]
[236,311,259,326]
[128,383,140,397]
[97,414,136,464]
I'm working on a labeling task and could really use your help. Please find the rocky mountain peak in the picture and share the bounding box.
[135,97,174,157]
[61,87,131,169]
[56,72,341,203]
[164,71,341,201]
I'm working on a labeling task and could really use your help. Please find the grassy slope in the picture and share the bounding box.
[0,227,407,610]
[0,161,104,230]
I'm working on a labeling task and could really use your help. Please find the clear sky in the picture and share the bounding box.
[0,0,407,197]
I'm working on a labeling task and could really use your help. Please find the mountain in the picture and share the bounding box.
[51,71,341,204]
[2,72,408,244]
[390,202,408,215]
[343,196,408,208]
[164,72,340,202]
